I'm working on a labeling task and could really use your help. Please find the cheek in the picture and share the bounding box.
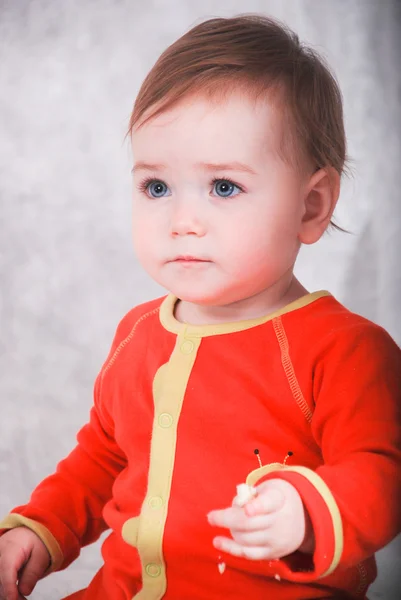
[132,215,153,258]
[132,203,155,237]
[132,211,166,276]
[224,211,300,267]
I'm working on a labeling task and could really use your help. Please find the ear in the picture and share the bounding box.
[298,167,340,245]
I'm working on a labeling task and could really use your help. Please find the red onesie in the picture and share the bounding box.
[1,291,401,599]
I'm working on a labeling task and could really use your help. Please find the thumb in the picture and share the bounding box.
[244,485,285,517]
[17,550,49,597]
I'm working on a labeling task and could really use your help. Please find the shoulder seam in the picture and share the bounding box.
[99,306,160,393]
[272,315,313,424]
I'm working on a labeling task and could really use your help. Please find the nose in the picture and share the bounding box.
[170,197,206,237]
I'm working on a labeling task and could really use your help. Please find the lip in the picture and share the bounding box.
[170,256,211,263]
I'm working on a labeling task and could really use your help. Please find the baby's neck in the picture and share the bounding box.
[174,277,308,325]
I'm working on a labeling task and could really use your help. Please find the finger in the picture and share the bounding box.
[213,536,271,561]
[232,528,275,548]
[0,583,27,600]
[208,506,243,529]
[0,576,28,600]
[245,488,285,517]
[208,506,275,532]
[0,554,21,600]
[18,551,48,597]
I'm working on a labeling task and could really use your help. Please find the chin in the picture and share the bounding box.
[173,292,218,305]
[167,286,234,307]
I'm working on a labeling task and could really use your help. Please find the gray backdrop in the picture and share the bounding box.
[1,0,400,598]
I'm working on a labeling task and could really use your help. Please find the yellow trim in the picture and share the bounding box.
[246,463,285,486]
[159,291,331,337]
[0,514,63,573]
[246,465,343,579]
[127,333,201,599]
[121,516,140,548]
[272,316,313,423]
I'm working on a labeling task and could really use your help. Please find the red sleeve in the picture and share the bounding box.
[0,321,130,573]
[251,322,401,582]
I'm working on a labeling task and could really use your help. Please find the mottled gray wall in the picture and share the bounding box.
[1,0,400,598]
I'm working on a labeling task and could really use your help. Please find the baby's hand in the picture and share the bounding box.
[0,527,50,600]
[207,479,314,560]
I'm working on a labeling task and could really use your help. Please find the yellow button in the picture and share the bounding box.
[145,563,161,578]
[158,413,173,428]
[149,496,163,509]
[180,340,194,354]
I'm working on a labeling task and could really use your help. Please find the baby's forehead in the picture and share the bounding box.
[136,88,283,127]
[132,92,286,162]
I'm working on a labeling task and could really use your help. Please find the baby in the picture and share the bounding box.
[0,14,400,600]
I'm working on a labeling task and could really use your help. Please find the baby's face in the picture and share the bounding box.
[131,92,309,307]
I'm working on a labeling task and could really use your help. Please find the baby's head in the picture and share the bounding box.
[129,15,345,308]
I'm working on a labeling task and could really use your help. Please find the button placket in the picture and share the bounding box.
[135,332,201,599]
[145,563,162,578]
[148,496,163,509]
[180,339,195,354]
[158,412,173,428]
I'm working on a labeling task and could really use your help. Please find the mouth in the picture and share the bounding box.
[168,256,211,264]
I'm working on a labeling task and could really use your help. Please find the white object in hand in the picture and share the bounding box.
[234,483,257,507]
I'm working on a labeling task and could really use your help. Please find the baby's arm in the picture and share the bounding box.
[0,372,126,574]
[247,323,401,582]
[210,322,401,589]
[0,309,136,576]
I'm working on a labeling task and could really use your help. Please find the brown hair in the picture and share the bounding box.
[129,14,348,229]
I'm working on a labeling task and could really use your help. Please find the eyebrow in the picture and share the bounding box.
[131,162,165,174]
[131,161,257,175]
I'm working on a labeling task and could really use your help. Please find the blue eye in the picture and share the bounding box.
[144,180,170,198]
[212,179,241,198]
